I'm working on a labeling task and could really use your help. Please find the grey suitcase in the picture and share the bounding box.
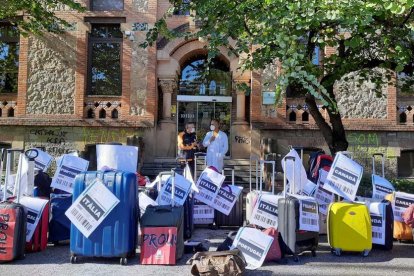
[278,156,319,262]
[140,170,185,260]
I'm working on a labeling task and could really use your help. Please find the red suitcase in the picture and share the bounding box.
[0,149,27,262]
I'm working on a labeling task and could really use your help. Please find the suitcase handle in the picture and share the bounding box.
[25,148,39,197]
[0,149,6,196]
[153,205,173,212]
[3,149,24,203]
[283,156,295,197]
[372,153,385,177]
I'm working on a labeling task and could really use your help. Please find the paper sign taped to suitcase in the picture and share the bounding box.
[18,196,49,242]
[302,180,317,197]
[65,178,120,238]
[294,195,319,232]
[324,153,363,201]
[250,194,281,229]
[314,169,334,215]
[139,193,158,217]
[193,201,214,223]
[372,175,395,201]
[233,227,274,270]
[368,202,386,245]
[51,155,89,193]
[141,227,177,265]
[157,174,192,206]
[392,192,414,222]
[194,168,225,206]
[212,185,243,216]
[32,149,53,172]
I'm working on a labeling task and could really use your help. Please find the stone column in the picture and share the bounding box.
[234,80,249,124]
[232,80,250,158]
[159,79,177,121]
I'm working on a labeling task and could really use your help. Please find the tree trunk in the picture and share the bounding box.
[305,93,348,155]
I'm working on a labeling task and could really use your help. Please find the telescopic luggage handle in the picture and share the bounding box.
[283,156,295,197]
[157,171,173,192]
[3,149,24,202]
[372,153,385,177]
[25,148,39,196]
[0,149,6,200]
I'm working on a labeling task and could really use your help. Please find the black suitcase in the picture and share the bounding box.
[0,149,27,263]
[174,161,194,239]
[372,199,394,250]
[140,170,185,260]
[278,156,318,262]
[215,169,244,228]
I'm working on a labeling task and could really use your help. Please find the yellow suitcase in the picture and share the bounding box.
[327,202,372,256]
[385,193,413,241]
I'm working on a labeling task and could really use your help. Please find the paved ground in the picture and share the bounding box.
[1,228,414,276]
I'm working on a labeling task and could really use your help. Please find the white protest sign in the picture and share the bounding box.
[314,169,335,215]
[138,193,157,217]
[294,194,319,232]
[51,155,89,193]
[156,174,192,206]
[96,145,138,173]
[193,199,214,224]
[324,153,363,201]
[233,227,274,270]
[281,150,308,194]
[212,185,243,215]
[32,149,53,172]
[392,192,414,222]
[184,163,199,193]
[302,179,317,196]
[194,168,225,206]
[146,174,171,189]
[65,178,120,238]
[368,202,386,245]
[372,175,395,201]
[18,196,49,242]
[249,194,281,229]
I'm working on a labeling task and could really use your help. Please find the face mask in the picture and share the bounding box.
[210,125,216,131]
[191,128,196,133]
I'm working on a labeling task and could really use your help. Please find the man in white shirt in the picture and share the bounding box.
[202,119,228,171]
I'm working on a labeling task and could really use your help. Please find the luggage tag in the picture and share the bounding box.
[51,155,89,194]
[313,169,334,215]
[392,191,414,222]
[293,194,319,232]
[194,167,225,207]
[157,173,192,206]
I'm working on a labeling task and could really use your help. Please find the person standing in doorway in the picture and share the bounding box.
[177,122,198,177]
[202,119,228,172]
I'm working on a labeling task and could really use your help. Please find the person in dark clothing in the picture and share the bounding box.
[177,122,198,178]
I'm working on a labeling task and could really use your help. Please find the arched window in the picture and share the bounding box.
[400,112,407,124]
[7,108,14,117]
[99,109,106,119]
[111,109,119,119]
[302,111,309,122]
[289,111,297,122]
[87,108,94,118]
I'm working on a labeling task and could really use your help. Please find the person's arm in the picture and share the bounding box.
[219,132,229,156]
[178,132,193,150]
[203,132,212,147]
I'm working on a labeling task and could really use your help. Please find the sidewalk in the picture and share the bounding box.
[1,228,414,276]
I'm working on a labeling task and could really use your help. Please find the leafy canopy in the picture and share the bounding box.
[0,0,84,35]
[145,0,414,111]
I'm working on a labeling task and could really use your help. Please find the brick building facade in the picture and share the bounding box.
[1,0,413,179]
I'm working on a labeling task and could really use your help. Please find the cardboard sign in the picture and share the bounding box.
[281,149,308,194]
[324,153,363,201]
[139,193,158,217]
[249,194,281,229]
[372,175,395,201]
[157,174,192,206]
[368,202,386,245]
[233,227,274,270]
[141,227,177,265]
[294,195,319,232]
[51,155,89,193]
[314,169,334,215]
[392,192,414,222]
[65,178,120,238]
[302,179,317,196]
[18,196,49,242]
[33,149,53,172]
[212,185,243,215]
[0,209,16,261]
[194,168,225,206]
[96,145,138,173]
[193,199,214,224]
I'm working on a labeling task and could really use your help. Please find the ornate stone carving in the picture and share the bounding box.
[159,79,178,94]
[132,0,149,13]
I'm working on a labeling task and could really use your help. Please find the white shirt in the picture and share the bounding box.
[202,130,228,172]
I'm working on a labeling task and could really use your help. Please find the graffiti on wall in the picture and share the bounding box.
[235,135,251,144]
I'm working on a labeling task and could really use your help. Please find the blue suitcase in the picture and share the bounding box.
[70,171,138,265]
[48,193,72,244]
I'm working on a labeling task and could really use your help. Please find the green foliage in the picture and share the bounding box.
[146,0,414,110]
[390,178,414,194]
[0,0,85,35]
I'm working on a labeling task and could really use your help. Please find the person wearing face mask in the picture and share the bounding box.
[202,119,229,172]
[177,122,198,176]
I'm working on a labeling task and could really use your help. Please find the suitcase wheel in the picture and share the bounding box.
[293,255,299,262]
[70,255,78,264]
[120,257,128,266]
[333,248,341,257]
[362,250,369,257]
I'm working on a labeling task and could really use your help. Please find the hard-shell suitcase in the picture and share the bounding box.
[384,193,413,241]
[140,170,185,260]
[278,156,319,262]
[48,193,72,244]
[215,169,244,228]
[70,171,138,265]
[24,149,49,252]
[328,202,372,256]
[178,164,195,239]
[0,149,27,263]
[246,158,275,224]
[369,200,393,250]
